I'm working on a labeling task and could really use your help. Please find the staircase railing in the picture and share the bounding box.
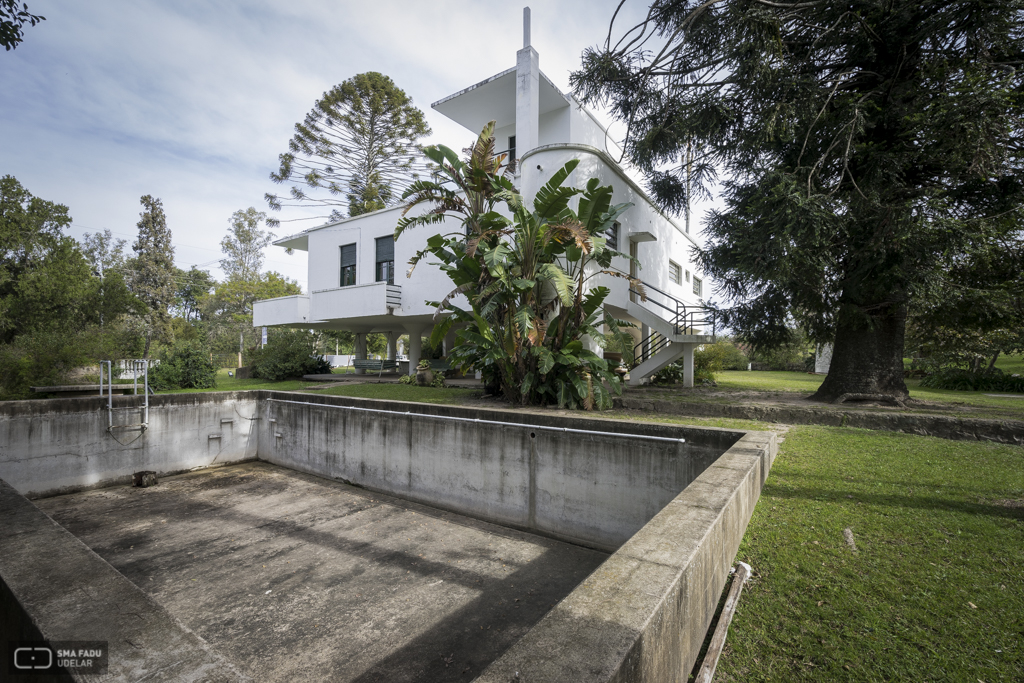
[628,278,718,364]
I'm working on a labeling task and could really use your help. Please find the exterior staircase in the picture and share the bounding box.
[626,283,716,386]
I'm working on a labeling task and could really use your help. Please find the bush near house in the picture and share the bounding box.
[654,339,738,385]
[148,341,216,390]
[248,331,331,381]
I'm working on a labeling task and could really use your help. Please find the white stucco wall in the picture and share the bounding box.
[520,145,703,322]
[302,205,461,322]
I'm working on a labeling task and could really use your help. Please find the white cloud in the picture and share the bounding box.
[1,0,686,291]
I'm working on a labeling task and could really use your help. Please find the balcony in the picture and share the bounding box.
[310,282,402,321]
[253,295,310,327]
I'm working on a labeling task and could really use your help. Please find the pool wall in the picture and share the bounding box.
[0,391,777,682]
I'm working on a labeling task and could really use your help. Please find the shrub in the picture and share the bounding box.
[920,367,1024,392]
[654,340,730,385]
[0,327,100,400]
[149,341,216,390]
[718,340,749,370]
[249,331,331,381]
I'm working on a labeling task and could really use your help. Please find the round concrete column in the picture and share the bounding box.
[354,333,367,375]
[387,333,398,361]
[404,326,427,375]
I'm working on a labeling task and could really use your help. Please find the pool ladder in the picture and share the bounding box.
[99,360,150,432]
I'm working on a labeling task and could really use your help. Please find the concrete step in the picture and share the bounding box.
[627,343,688,386]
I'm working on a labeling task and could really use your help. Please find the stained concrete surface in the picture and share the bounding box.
[34,462,607,682]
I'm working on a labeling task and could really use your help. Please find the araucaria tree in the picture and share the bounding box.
[572,1,1024,401]
[396,124,635,409]
[267,72,432,225]
[129,195,175,357]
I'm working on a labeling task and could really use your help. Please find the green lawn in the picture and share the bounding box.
[314,383,481,405]
[155,369,481,405]
[995,354,1024,375]
[708,370,1024,413]
[717,426,1024,682]
[154,368,319,394]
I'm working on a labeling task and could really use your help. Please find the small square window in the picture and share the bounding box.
[669,261,682,285]
[693,276,703,298]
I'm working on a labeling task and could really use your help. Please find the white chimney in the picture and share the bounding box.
[516,7,539,157]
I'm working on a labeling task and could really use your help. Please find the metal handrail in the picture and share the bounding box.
[628,277,719,364]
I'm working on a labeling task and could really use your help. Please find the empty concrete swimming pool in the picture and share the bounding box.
[0,392,776,682]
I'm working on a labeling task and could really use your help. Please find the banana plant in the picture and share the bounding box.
[395,122,640,409]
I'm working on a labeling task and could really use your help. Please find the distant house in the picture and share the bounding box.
[253,11,714,386]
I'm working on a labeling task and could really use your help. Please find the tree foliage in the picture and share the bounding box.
[220,207,273,282]
[128,195,176,357]
[149,340,217,390]
[267,72,432,224]
[249,329,330,381]
[173,266,215,324]
[572,1,1024,400]
[1,0,43,51]
[0,177,138,397]
[397,124,637,409]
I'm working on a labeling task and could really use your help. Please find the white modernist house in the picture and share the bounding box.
[254,11,714,386]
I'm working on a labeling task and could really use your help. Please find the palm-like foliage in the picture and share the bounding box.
[395,123,637,409]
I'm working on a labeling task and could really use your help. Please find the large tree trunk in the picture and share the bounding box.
[812,305,909,402]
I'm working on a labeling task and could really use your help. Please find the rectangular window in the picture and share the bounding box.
[669,261,682,285]
[606,221,619,251]
[685,269,691,283]
[340,243,356,287]
[508,135,516,163]
[375,236,394,285]
[693,275,703,297]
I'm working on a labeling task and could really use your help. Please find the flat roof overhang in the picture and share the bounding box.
[432,67,573,133]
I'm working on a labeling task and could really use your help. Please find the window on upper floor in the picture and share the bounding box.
[685,269,691,283]
[669,261,682,285]
[340,243,356,287]
[606,221,619,251]
[375,236,395,285]
[693,275,703,298]
[508,135,516,164]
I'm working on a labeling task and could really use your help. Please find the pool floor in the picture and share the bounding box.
[35,461,607,682]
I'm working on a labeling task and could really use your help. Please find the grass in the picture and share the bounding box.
[995,354,1024,376]
[314,383,481,405]
[154,369,319,394]
[717,425,1024,682]
[154,369,481,406]
[667,370,1024,414]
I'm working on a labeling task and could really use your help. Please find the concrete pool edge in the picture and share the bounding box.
[474,430,776,682]
[0,478,251,682]
[0,391,777,682]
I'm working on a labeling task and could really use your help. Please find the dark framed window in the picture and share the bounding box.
[606,221,620,251]
[508,135,516,163]
[340,243,356,287]
[375,236,394,285]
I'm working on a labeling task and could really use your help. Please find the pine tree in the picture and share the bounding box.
[266,72,431,225]
[130,195,175,358]
[572,0,1024,400]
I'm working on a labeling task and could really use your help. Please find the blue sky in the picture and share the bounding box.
[2,1,670,290]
